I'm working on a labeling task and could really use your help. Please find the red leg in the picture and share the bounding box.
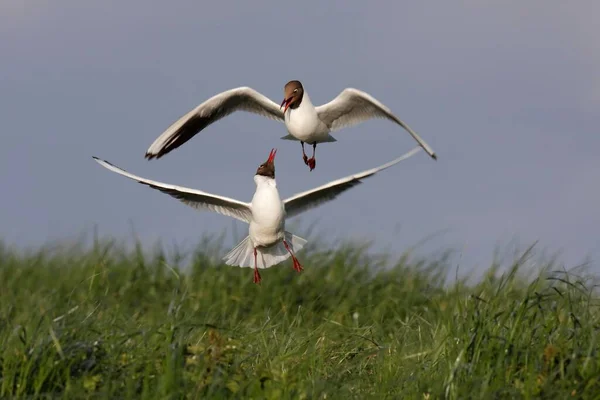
[283,240,303,273]
[301,141,309,165]
[306,143,317,171]
[253,248,261,284]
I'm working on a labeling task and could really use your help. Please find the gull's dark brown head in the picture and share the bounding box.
[255,148,277,179]
[280,80,304,113]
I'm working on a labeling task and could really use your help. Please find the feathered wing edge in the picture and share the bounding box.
[92,157,253,223]
[315,88,437,159]
[283,147,422,219]
[145,87,285,159]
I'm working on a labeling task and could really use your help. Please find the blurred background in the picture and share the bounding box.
[1,1,598,275]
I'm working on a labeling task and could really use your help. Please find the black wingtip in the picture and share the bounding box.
[145,151,163,161]
[93,156,117,167]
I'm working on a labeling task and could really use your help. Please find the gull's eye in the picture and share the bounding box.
[293,89,298,93]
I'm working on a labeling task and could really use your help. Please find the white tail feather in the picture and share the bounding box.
[223,232,307,269]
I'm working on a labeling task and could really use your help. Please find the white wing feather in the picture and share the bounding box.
[145,87,284,159]
[93,157,253,223]
[283,147,422,219]
[316,88,437,159]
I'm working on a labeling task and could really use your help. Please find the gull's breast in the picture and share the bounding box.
[249,185,285,247]
[284,97,328,141]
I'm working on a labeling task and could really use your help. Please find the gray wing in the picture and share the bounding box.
[283,147,422,219]
[145,87,284,159]
[316,88,437,159]
[93,157,253,223]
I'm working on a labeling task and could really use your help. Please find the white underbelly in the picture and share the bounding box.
[250,186,285,247]
[285,110,328,142]
[249,220,284,247]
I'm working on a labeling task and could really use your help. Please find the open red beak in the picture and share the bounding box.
[267,148,277,164]
[280,97,292,113]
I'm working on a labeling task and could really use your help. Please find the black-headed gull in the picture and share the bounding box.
[96,146,421,283]
[144,80,436,171]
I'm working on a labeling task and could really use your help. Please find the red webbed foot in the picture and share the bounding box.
[283,240,304,273]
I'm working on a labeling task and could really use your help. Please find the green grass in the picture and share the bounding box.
[0,236,599,399]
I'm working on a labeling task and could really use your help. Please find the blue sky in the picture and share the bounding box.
[1,1,599,273]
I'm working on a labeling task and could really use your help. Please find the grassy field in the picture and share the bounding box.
[0,236,598,399]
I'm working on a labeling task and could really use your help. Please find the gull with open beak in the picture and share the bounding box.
[95,146,422,283]
[144,80,436,171]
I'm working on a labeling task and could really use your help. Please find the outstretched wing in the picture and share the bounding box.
[145,87,284,159]
[316,88,437,159]
[283,147,422,219]
[93,157,253,223]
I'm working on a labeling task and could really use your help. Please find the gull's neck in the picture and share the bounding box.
[284,91,317,125]
[297,91,315,111]
[254,175,277,188]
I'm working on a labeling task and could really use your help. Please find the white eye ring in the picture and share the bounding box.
[293,89,298,93]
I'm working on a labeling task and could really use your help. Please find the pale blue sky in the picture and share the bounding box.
[1,1,598,272]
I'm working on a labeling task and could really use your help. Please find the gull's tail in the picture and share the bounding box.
[280,134,337,143]
[223,232,307,269]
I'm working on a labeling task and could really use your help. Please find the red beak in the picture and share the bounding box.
[267,148,277,163]
[280,97,292,113]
